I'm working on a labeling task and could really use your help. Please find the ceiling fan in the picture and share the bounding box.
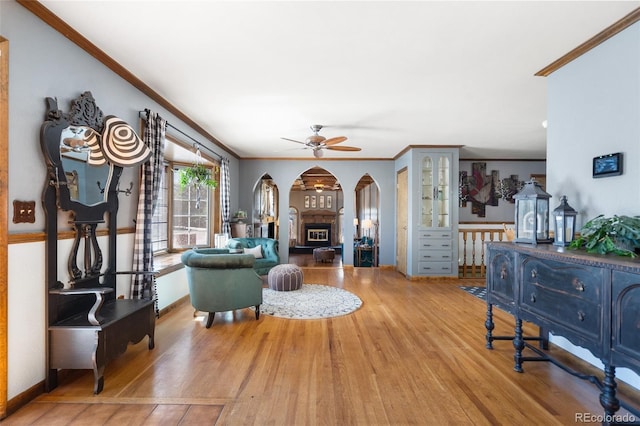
[282,124,362,158]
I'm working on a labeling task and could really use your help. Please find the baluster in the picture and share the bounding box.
[461,230,468,277]
[471,231,477,277]
[479,231,488,277]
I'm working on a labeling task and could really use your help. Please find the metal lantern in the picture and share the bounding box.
[552,195,577,246]
[513,179,552,245]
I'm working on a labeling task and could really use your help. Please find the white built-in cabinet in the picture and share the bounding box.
[413,149,459,277]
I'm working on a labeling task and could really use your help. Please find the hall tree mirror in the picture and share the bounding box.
[59,125,112,206]
[41,91,155,394]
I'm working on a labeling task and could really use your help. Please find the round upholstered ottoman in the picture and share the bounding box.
[268,264,303,291]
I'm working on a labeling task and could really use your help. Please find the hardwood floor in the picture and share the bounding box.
[4,266,639,425]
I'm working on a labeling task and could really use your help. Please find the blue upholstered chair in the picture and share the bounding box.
[181,248,262,328]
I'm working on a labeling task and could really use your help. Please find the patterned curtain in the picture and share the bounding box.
[220,157,231,237]
[131,110,166,302]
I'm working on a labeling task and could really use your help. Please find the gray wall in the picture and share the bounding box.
[546,21,640,388]
[547,22,640,224]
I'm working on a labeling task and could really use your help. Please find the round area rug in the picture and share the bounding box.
[260,284,362,319]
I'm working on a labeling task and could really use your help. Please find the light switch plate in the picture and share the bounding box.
[13,200,36,223]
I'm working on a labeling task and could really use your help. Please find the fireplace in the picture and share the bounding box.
[304,223,332,247]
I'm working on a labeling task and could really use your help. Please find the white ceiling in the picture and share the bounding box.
[40,1,640,160]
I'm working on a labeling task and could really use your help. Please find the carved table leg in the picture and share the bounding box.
[600,364,620,418]
[485,302,495,349]
[513,318,524,373]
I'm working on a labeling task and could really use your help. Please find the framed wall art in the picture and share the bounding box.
[327,195,332,209]
[304,195,310,208]
[311,195,317,208]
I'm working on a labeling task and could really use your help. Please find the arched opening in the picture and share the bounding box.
[354,174,379,267]
[288,166,342,266]
[242,173,278,239]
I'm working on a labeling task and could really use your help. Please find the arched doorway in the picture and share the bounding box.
[288,166,342,265]
[252,173,278,239]
[354,174,379,267]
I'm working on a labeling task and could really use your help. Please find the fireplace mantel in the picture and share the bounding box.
[300,210,336,246]
[300,209,336,223]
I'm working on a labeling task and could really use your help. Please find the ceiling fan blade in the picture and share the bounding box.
[281,137,308,145]
[323,136,347,146]
[327,145,361,152]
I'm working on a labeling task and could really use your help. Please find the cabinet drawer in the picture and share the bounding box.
[419,231,452,239]
[522,256,602,301]
[419,250,453,262]
[419,240,452,250]
[419,261,453,274]
[521,280,601,340]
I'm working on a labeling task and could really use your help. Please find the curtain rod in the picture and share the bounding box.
[139,110,224,160]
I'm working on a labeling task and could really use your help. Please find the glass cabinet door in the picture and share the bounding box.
[421,153,451,228]
[421,156,434,227]
[437,155,450,227]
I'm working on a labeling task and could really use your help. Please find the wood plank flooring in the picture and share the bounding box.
[4,265,640,425]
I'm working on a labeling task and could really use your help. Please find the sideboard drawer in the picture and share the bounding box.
[522,256,602,301]
[521,279,601,340]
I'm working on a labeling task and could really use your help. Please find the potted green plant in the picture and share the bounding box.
[178,164,217,189]
[569,214,640,257]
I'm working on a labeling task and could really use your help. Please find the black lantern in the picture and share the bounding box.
[552,195,577,246]
[513,179,552,245]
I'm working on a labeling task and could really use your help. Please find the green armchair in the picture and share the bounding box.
[181,248,262,328]
[226,237,280,275]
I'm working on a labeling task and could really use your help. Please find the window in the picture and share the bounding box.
[150,136,219,254]
[172,164,211,249]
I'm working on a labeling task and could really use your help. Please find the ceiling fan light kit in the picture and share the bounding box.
[282,124,361,158]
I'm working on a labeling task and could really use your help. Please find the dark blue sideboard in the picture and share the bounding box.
[485,242,640,421]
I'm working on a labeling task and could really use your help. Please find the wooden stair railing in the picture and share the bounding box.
[458,227,508,278]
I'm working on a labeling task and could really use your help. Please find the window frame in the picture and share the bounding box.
[151,134,220,255]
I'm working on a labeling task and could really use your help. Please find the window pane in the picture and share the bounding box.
[151,164,169,252]
[172,166,211,248]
